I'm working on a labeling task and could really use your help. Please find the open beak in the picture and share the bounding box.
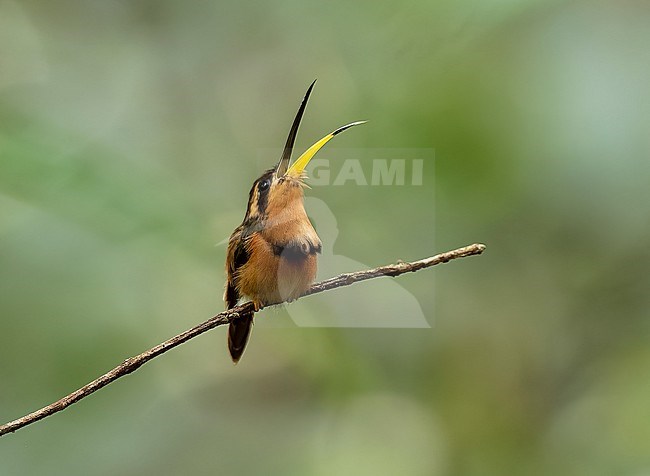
[285,121,367,178]
[275,80,366,179]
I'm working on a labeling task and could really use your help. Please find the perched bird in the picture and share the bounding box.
[224,81,365,363]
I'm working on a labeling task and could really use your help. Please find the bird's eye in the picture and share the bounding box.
[259,179,270,191]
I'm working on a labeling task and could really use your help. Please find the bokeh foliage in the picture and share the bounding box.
[1,0,649,474]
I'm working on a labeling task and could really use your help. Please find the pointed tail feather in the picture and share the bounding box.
[228,315,253,363]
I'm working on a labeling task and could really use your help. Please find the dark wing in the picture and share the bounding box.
[224,224,251,309]
[225,224,255,363]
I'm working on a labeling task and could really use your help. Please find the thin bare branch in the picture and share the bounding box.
[0,243,485,437]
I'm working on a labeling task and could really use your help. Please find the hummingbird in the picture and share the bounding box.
[224,81,365,363]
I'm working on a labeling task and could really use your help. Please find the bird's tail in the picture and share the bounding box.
[228,314,253,364]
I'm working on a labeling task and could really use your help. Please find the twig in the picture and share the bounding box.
[0,243,485,437]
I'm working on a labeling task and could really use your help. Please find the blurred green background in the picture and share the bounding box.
[2,0,650,474]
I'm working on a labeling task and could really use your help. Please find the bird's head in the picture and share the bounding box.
[244,80,365,224]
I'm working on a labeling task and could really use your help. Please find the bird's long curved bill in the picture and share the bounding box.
[286,121,366,178]
[276,81,316,178]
